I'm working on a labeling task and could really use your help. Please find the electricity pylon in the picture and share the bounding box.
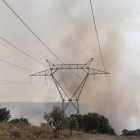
[30,58,109,113]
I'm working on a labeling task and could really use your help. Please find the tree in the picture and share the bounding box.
[82,113,99,133]
[121,129,140,136]
[82,113,115,135]
[70,114,83,130]
[44,106,66,137]
[0,108,11,122]
[71,113,115,135]
[65,117,78,135]
[9,118,31,125]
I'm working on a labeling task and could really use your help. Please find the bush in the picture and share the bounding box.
[9,118,31,125]
[25,132,36,140]
[10,130,22,138]
[71,113,115,135]
[0,108,11,122]
[89,129,97,134]
[71,114,83,130]
[61,130,69,137]
[64,117,78,135]
[121,129,140,136]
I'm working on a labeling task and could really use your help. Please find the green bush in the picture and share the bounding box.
[10,130,22,138]
[89,129,97,134]
[71,113,115,135]
[25,131,36,140]
[0,108,11,122]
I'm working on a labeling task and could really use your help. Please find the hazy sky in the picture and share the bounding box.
[1,0,140,134]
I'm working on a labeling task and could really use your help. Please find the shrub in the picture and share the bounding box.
[89,129,97,134]
[25,132,36,140]
[0,108,11,122]
[10,130,22,138]
[9,118,31,125]
[71,113,115,135]
[65,117,78,135]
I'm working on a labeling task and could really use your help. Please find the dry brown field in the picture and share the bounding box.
[0,122,139,140]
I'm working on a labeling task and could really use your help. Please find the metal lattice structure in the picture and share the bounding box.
[30,58,109,113]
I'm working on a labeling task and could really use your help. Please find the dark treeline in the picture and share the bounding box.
[121,129,140,136]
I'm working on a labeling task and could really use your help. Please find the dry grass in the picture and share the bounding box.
[59,132,140,140]
[0,122,139,140]
[0,122,52,140]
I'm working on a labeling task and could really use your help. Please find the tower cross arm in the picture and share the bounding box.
[46,58,94,69]
[88,68,110,75]
[30,69,57,76]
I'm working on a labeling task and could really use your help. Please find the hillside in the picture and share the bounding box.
[0,102,87,125]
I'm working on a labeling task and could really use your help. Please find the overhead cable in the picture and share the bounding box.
[93,75,100,114]
[0,37,75,77]
[0,58,35,72]
[62,0,91,56]
[0,79,18,83]
[30,82,51,112]
[45,81,59,107]
[89,0,112,122]
[89,0,106,74]
[3,0,82,79]
[0,82,45,84]
[3,0,67,65]
[0,37,49,68]
[109,74,113,123]
[3,0,63,64]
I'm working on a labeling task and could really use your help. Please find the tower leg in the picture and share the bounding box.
[77,100,79,114]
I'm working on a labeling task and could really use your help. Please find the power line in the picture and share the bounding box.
[109,74,113,123]
[3,0,65,65]
[0,58,35,72]
[30,82,51,112]
[0,79,19,83]
[2,0,84,109]
[89,0,106,74]
[61,0,91,56]
[0,82,46,84]
[93,75,100,114]
[0,37,49,68]
[0,78,48,84]
[3,0,82,79]
[89,0,112,122]
[0,37,75,77]
[45,81,59,107]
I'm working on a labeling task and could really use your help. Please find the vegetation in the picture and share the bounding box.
[0,122,138,140]
[121,129,140,136]
[0,108,11,122]
[71,113,115,135]
[0,106,139,139]
[0,121,51,140]
[44,106,66,137]
[64,116,78,135]
[9,118,31,125]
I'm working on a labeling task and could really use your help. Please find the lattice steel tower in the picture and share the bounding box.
[30,58,109,113]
